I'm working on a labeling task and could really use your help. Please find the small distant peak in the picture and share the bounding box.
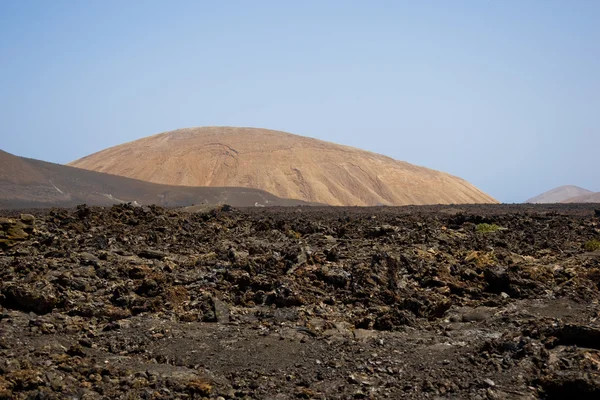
[525,185,593,203]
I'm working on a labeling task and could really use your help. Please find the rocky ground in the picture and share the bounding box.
[1,203,600,399]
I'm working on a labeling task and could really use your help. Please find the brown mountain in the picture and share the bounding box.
[69,127,497,206]
[525,185,593,204]
[0,150,310,209]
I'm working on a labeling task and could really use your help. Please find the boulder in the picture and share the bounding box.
[0,216,35,249]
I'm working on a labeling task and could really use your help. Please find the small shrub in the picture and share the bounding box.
[476,223,504,233]
[584,240,600,252]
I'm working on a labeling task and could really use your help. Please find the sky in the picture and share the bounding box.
[1,0,598,203]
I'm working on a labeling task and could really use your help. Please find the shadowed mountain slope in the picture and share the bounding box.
[70,127,497,206]
[0,150,310,209]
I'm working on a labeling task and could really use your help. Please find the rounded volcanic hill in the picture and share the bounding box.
[525,185,593,204]
[69,127,497,206]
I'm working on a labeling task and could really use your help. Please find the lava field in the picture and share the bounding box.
[1,203,600,399]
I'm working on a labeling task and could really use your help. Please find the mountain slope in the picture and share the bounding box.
[526,185,593,204]
[562,192,600,203]
[0,150,310,209]
[70,127,497,206]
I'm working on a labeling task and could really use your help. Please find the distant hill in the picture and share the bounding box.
[562,192,600,203]
[0,150,310,209]
[525,185,593,204]
[69,126,497,206]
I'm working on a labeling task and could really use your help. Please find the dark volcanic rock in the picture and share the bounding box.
[0,203,599,399]
[1,283,60,314]
[138,249,167,260]
[484,266,510,294]
[0,215,34,248]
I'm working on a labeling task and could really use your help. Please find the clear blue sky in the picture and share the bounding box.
[1,1,598,203]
